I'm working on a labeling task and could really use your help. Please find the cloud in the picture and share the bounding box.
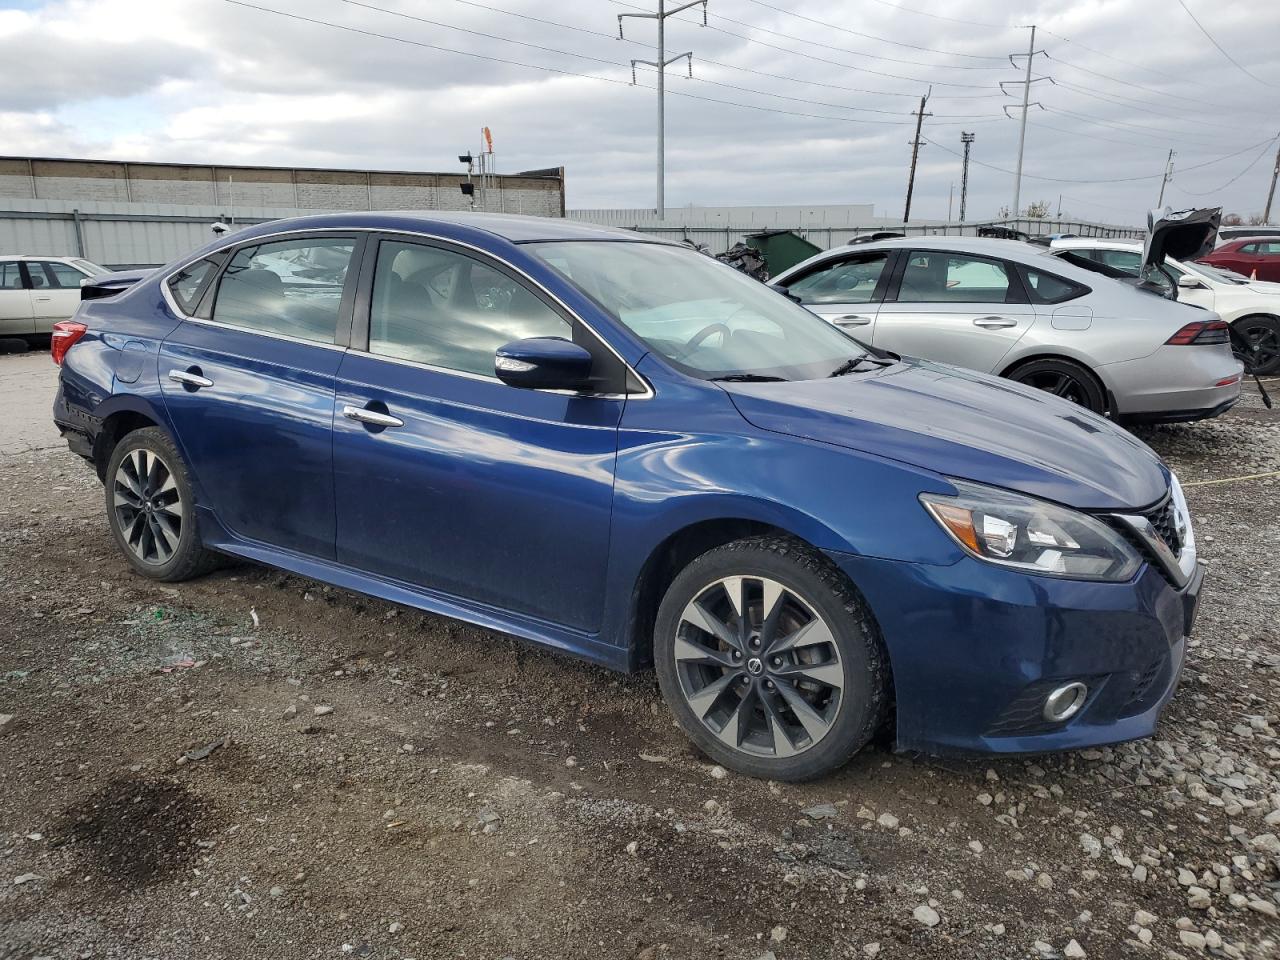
[4,0,1280,222]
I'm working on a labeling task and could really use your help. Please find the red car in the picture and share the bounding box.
[1197,237,1280,281]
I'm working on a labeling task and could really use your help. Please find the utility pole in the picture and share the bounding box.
[1157,149,1175,208]
[903,88,932,225]
[1010,25,1042,218]
[959,132,975,223]
[619,0,707,220]
[1264,138,1280,224]
[948,182,954,222]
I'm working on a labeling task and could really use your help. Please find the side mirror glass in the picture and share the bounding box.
[495,337,593,391]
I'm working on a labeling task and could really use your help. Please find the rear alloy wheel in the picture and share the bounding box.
[105,427,219,581]
[1007,358,1107,414]
[1232,315,1280,375]
[654,536,889,781]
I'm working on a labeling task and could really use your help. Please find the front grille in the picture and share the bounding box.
[1144,496,1183,556]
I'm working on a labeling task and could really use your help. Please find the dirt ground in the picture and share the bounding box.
[1,351,1279,960]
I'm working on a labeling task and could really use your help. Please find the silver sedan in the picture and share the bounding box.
[771,235,1243,423]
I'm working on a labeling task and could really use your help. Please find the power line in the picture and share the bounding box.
[1175,0,1280,90]
[735,0,1008,60]
[1172,137,1280,196]
[606,0,1002,89]
[220,0,967,130]
[921,134,1279,186]
[1041,105,1233,148]
[1042,51,1222,111]
[339,0,1001,120]
[1047,78,1251,135]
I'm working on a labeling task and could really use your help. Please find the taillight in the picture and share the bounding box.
[51,320,88,365]
[1165,320,1229,345]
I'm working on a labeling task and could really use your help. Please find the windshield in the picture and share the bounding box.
[527,241,865,380]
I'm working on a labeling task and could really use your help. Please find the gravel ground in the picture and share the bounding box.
[1,356,1278,960]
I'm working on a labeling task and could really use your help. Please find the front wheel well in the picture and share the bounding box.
[93,410,159,480]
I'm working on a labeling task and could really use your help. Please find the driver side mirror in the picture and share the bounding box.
[495,337,593,391]
[768,283,803,304]
[1177,274,1204,290]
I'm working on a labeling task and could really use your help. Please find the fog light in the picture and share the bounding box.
[1043,682,1088,722]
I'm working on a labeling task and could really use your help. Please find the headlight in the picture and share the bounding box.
[920,480,1141,582]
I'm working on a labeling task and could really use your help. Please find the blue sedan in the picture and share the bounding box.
[52,213,1203,780]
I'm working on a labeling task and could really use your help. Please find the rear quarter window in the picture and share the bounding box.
[1020,266,1089,304]
[167,258,220,313]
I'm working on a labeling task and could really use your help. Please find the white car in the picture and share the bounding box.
[0,255,110,339]
[1048,238,1280,374]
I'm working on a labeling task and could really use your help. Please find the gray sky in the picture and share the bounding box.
[2,0,1278,225]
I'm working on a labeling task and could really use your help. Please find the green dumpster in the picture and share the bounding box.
[744,229,823,277]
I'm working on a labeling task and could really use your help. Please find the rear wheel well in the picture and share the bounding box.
[628,519,798,669]
[93,411,159,480]
[1000,353,1112,413]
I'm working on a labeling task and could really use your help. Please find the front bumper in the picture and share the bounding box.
[829,550,1203,756]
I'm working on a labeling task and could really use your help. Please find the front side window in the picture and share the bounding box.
[167,258,220,314]
[897,252,1016,303]
[529,241,867,381]
[1239,243,1260,255]
[368,240,570,377]
[38,261,89,288]
[211,238,354,344]
[785,253,889,304]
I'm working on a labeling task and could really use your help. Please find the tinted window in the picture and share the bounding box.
[1262,242,1280,255]
[167,258,220,314]
[1094,249,1142,272]
[897,252,1015,303]
[786,253,889,304]
[368,240,570,377]
[1022,267,1088,304]
[212,238,354,344]
[1240,243,1260,254]
[0,262,23,289]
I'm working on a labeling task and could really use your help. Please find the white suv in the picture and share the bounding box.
[1048,238,1280,375]
[0,255,110,339]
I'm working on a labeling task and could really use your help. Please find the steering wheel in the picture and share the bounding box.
[674,323,730,361]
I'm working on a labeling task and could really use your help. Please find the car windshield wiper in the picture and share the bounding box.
[708,373,790,383]
[828,353,895,377]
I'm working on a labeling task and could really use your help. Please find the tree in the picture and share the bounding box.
[1248,213,1268,225]
[1023,199,1052,219]
[1223,213,1244,226]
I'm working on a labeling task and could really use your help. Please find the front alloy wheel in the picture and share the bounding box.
[654,536,890,781]
[675,575,844,758]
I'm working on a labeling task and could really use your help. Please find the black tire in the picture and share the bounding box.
[653,536,890,781]
[104,426,219,582]
[1232,315,1280,375]
[1006,357,1107,414]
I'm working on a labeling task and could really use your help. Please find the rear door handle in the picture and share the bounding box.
[168,368,214,389]
[343,404,404,429]
[832,314,872,326]
[973,316,1018,329]
[34,297,52,302]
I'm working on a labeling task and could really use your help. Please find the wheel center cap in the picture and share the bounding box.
[746,657,764,677]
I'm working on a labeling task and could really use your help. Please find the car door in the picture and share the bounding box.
[158,233,364,559]
[26,260,88,331]
[778,250,893,336]
[872,249,1034,372]
[332,236,628,633]
[0,261,34,335]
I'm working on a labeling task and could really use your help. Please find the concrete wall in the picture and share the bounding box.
[0,157,566,267]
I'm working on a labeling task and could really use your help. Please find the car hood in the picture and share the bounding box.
[1246,279,1280,296]
[724,360,1168,511]
[1144,206,1220,276]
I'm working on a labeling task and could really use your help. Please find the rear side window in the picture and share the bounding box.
[211,238,355,344]
[785,253,889,304]
[167,258,219,313]
[0,262,23,289]
[896,252,1019,303]
[1021,266,1090,304]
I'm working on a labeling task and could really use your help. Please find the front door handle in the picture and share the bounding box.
[343,404,404,429]
[833,315,872,326]
[34,296,52,302]
[168,368,214,389]
[973,316,1018,329]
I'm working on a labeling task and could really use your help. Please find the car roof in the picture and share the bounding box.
[0,254,80,262]
[1223,235,1280,247]
[227,211,655,245]
[1049,238,1141,251]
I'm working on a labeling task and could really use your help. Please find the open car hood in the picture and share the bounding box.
[1143,206,1220,276]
